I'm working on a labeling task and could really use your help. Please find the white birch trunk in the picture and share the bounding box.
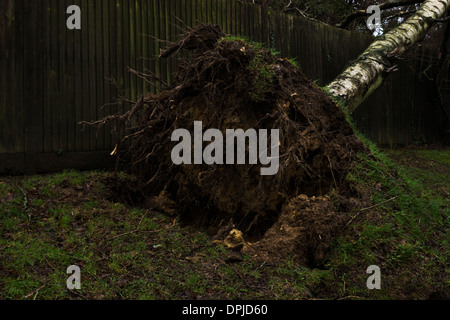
[327,0,450,112]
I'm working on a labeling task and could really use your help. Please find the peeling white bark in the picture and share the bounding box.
[327,0,450,112]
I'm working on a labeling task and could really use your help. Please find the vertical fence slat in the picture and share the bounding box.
[74,0,83,151]
[164,0,171,83]
[158,0,167,84]
[195,0,201,24]
[94,0,105,150]
[185,0,192,29]
[232,0,236,34]
[35,0,44,155]
[147,0,156,95]
[1,1,12,153]
[49,0,59,152]
[102,0,112,150]
[239,0,245,37]
[168,0,176,85]
[67,0,76,152]
[245,1,251,38]
[141,0,148,94]
[5,0,19,153]
[128,0,136,102]
[5,0,15,153]
[81,0,90,150]
[152,0,161,91]
[24,0,45,168]
[226,0,231,34]
[211,0,217,28]
[214,0,220,30]
[202,0,207,23]
[4,0,18,153]
[136,0,143,96]
[59,0,68,153]
[87,0,96,150]
[0,1,7,154]
[116,0,124,115]
[108,0,117,108]
[123,0,131,103]
[43,0,52,153]
[15,0,25,153]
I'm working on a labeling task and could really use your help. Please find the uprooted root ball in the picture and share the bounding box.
[89,24,368,265]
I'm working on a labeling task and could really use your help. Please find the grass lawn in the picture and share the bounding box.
[0,146,448,300]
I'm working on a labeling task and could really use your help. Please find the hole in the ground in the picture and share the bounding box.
[177,204,280,243]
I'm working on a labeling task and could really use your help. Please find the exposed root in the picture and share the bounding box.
[86,24,368,265]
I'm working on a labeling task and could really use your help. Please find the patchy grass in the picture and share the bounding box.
[325,145,449,299]
[0,145,449,300]
[0,170,283,300]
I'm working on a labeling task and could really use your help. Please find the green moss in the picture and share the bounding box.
[220,36,302,103]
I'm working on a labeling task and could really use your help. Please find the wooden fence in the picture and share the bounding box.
[0,0,447,174]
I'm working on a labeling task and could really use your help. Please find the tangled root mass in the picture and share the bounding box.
[92,24,368,265]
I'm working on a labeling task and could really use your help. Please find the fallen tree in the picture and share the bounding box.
[86,1,449,265]
[87,24,369,266]
[83,0,449,275]
[327,0,450,112]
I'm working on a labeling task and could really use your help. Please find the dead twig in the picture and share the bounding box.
[107,210,150,241]
[24,284,46,300]
[343,196,399,230]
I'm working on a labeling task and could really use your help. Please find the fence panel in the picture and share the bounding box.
[0,0,447,174]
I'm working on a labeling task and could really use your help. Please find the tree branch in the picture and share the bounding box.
[336,0,424,28]
[328,0,450,112]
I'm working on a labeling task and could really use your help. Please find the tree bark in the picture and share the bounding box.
[327,0,450,113]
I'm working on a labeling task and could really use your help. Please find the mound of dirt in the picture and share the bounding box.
[93,24,368,266]
[245,194,343,267]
